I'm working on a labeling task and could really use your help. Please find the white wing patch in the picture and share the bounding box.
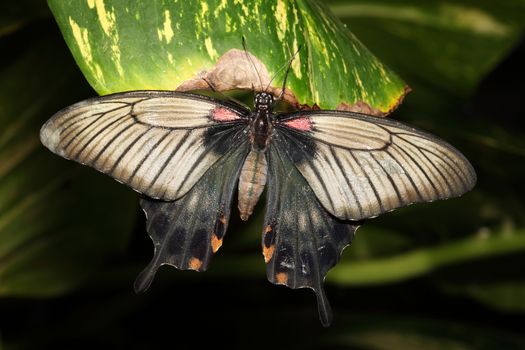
[310,114,391,150]
[133,96,218,128]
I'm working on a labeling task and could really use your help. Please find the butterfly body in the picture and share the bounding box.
[40,89,476,327]
[237,92,276,220]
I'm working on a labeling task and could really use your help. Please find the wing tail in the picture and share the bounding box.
[316,286,333,327]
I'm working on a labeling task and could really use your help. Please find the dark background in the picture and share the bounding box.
[1,1,524,349]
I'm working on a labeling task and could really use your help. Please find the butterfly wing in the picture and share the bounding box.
[40,91,249,200]
[265,142,359,327]
[275,111,477,220]
[134,139,250,292]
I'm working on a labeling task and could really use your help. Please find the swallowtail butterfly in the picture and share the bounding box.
[40,60,476,326]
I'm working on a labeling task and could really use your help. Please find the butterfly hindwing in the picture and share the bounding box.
[134,140,250,293]
[265,141,359,327]
[276,111,477,220]
[40,91,249,201]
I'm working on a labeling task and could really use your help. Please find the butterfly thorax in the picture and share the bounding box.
[250,92,274,151]
[238,92,274,220]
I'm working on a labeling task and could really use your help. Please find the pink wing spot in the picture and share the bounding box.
[212,107,241,122]
[283,117,313,131]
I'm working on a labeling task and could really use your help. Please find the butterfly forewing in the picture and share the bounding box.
[276,111,477,221]
[40,91,249,201]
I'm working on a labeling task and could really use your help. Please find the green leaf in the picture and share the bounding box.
[0,30,137,297]
[329,229,525,286]
[47,0,407,113]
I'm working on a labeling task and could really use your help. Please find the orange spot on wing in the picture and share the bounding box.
[219,215,226,224]
[211,234,223,253]
[189,257,203,270]
[275,272,288,284]
[265,225,272,233]
[263,245,275,263]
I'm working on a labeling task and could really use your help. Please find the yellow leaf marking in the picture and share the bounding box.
[69,17,105,85]
[214,0,228,18]
[275,0,288,41]
[292,37,302,79]
[204,37,219,60]
[157,10,174,43]
[88,0,124,76]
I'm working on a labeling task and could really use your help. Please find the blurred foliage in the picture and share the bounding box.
[329,0,525,96]
[0,1,48,38]
[0,0,524,349]
[0,37,137,297]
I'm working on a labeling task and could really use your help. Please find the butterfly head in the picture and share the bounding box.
[254,92,274,111]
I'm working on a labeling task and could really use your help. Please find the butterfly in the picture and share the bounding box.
[39,56,476,326]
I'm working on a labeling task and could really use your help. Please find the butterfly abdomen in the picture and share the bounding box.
[238,148,267,221]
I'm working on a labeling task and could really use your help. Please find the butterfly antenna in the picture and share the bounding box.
[242,36,265,92]
[270,44,302,102]
[202,76,216,91]
[202,76,250,110]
